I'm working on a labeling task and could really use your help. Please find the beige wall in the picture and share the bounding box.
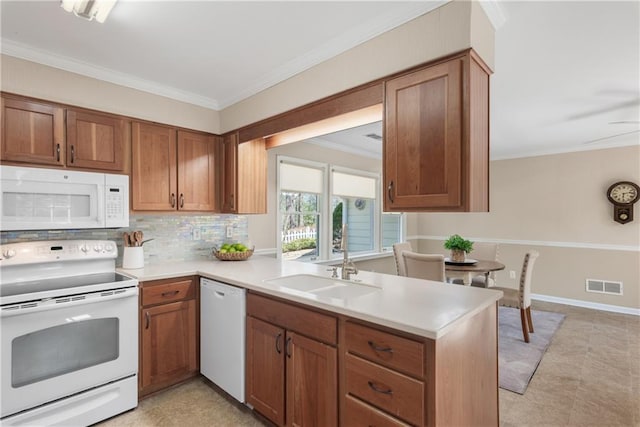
[0,55,221,134]
[248,142,382,252]
[219,0,494,132]
[411,145,640,309]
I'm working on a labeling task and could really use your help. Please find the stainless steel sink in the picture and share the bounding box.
[264,274,380,300]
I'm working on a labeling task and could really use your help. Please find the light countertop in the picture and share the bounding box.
[119,255,502,340]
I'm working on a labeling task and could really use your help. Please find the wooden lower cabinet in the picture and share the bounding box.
[139,276,198,397]
[246,293,497,426]
[246,317,286,425]
[246,293,338,426]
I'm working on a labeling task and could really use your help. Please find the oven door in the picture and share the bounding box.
[0,287,138,419]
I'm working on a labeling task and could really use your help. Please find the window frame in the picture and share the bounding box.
[276,155,405,262]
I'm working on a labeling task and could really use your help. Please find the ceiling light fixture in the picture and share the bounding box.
[60,0,117,23]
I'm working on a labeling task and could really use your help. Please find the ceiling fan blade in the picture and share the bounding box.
[583,130,640,145]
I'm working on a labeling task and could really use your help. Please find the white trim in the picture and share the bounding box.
[1,41,220,110]
[407,235,640,252]
[306,138,381,160]
[531,293,640,317]
[478,0,507,30]
[214,1,448,108]
[491,140,640,161]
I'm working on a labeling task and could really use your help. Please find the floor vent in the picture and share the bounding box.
[586,279,623,295]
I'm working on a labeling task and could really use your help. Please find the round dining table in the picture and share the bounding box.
[444,259,505,286]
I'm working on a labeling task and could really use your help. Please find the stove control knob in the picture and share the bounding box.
[105,244,115,252]
[94,245,103,252]
[80,244,90,253]
[3,249,16,259]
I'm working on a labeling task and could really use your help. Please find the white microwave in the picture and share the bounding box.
[0,166,129,231]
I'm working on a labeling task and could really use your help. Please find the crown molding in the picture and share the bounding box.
[491,139,640,161]
[215,1,448,109]
[1,40,221,110]
[479,0,507,29]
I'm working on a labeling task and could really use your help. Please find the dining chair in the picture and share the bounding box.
[402,251,446,282]
[470,242,500,287]
[392,242,413,276]
[492,251,539,343]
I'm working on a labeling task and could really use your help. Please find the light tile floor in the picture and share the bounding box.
[98,301,640,427]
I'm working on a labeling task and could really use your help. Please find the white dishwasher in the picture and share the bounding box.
[200,278,246,403]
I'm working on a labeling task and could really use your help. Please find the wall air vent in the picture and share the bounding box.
[365,133,383,141]
[586,279,623,295]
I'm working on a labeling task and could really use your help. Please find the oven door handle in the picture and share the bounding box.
[0,287,139,318]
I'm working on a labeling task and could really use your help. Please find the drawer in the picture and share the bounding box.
[345,321,425,379]
[345,353,424,426]
[247,292,336,345]
[142,278,196,306]
[344,395,411,427]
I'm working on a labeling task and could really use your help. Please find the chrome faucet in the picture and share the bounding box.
[340,223,358,280]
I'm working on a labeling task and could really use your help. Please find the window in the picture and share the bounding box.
[277,156,403,262]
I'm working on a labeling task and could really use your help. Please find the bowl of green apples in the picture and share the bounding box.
[213,242,254,261]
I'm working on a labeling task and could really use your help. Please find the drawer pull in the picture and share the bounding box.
[275,332,282,354]
[368,381,393,395]
[161,290,180,297]
[285,336,292,358]
[368,340,393,353]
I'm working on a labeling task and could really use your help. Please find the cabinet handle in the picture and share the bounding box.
[70,145,75,164]
[179,193,184,208]
[387,181,394,203]
[285,336,292,358]
[56,143,61,162]
[161,290,180,297]
[275,333,282,354]
[145,311,150,329]
[170,193,176,208]
[368,381,393,395]
[368,340,393,353]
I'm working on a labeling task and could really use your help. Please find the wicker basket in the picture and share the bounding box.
[212,247,254,261]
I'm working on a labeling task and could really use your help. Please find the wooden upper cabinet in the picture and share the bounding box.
[132,123,218,212]
[1,97,65,166]
[177,130,216,211]
[384,51,490,212]
[66,109,124,171]
[132,122,177,211]
[220,132,267,214]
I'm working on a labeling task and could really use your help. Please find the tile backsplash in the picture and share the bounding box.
[0,214,249,266]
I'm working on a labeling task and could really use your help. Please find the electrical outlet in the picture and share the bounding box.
[226,226,233,238]
[192,228,201,240]
[509,270,516,279]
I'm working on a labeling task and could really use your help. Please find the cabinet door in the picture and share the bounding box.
[66,110,124,171]
[246,317,285,426]
[286,332,337,427]
[1,97,64,166]
[237,138,267,214]
[221,133,238,213]
[384,59,463,211]
[177,130,216,211]
[132,122,177,210]
[140,299,197,393]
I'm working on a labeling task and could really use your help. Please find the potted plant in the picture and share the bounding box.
[444,234,473,262]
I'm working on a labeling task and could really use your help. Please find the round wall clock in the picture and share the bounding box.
[606,181,640,224]
[354,199,366,210]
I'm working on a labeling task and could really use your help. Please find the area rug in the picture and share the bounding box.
[498,306,565,394]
